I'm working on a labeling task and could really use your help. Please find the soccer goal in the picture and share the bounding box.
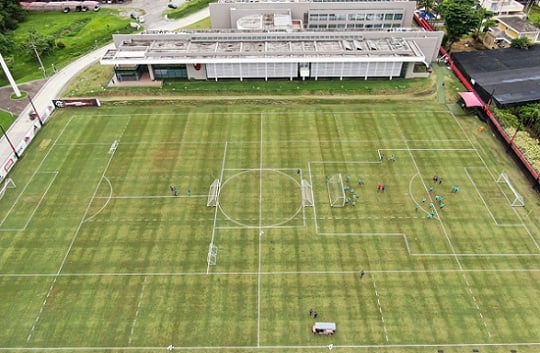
[327,173,346,207]
[497,172,525,207]
[207,179,221,207]
[207,243,218,266]
[301,179,314,207]
[0,178,16,201]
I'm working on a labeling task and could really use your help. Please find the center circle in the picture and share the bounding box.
[218,169,303,227]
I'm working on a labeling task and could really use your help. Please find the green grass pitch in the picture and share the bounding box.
[0,101,539,353]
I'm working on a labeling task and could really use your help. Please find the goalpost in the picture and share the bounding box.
[0,178,16,201]
[496,172,525,207]
[301,179,314,207]
[207,243,218,266]
[327,173,346,207]
[207,179,221,207]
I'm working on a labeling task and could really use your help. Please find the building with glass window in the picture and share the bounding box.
[100,0,444,82]
[209,0,417,30]
[101,29,443,81]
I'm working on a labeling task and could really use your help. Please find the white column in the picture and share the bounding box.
[0,53,22,97]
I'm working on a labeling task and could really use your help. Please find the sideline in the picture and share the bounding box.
[0,8,210,184]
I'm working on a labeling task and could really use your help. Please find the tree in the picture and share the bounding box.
[510,37,532,49]
[0,0,27,32]
[417,0,441,16]
[518,103,540,137]
[474,8,496,38]
[438,0,483,51]
[25,30,55,61]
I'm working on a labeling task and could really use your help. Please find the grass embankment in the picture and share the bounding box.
[1,9,135,85]
[63,62,465,105]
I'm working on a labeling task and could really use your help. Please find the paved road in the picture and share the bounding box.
[0,4,209,182]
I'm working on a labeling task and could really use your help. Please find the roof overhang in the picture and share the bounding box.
[459,91,484,107]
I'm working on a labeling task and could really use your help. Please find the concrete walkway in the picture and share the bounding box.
[0,7,209,182]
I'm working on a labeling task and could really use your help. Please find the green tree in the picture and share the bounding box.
[438,0,482,51]
[417,0,441,16]
[510,37,532,49]
[474,8,496,37]
[518,103,540,137]
[0,0,26,32]
[25,30,55,61]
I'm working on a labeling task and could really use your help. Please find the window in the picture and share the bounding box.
[385,13,394,20]
[394,13,403,20]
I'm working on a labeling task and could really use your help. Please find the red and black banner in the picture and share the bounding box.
[52,99,101,108]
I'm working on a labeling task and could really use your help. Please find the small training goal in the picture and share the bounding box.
[207,243,218,266]
[496,172,525,207]
[327,173,346,207]
[207,179,221,207]
[301,179,314,207]
[0,178,16,201]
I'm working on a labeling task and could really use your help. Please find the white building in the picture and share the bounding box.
[478,0,524,16]
[100,0,444,81]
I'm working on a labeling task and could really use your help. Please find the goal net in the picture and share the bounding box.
[301,179,314,207]
[496,172,525,207]
[207,243,218,266]
[327,173,346,207]
[207,179,221,207]
[0,178,16,201]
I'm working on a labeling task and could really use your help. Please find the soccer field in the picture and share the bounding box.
[0,102,539,353]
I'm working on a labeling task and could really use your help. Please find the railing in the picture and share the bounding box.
[413,13,540,189]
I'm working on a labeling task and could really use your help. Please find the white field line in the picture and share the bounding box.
[224,167,301,171]
[393,117,492,338]
[257,113,264,348]
[464,167,502,225]
[0,114,78,229]
[84,176,113,222]
[216,224,303,230]
[371,273,389,343]
[206,141,228,275]
[449,111,540,251]
[128,275,148,345]
[94,195,207,199]
[307,162,319,234]
[0,171,58,231]
[1,342,539,351]
[2,268,540,278]
[26,116,131,343]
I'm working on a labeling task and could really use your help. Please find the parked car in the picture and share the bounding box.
[138,16,145,23]
[130,13,139,20]
[168,3,178,9]
[94,5,101,11]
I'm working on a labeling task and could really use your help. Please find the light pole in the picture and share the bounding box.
[0,123,20,159]
[27,95,44,127]
[30,42,46,78]
[0,52,22,98]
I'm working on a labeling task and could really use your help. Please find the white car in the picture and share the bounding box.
[138,16,145,23]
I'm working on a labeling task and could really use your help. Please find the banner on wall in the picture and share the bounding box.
[52,99,101,108]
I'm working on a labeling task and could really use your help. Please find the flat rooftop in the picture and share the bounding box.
[102,30,427,64]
